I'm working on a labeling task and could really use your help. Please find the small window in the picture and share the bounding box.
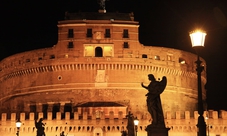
[26,59,30,62]
[105,29,111,38]
[68,42,74,48]
[38,57,42,61]
[50,55,55,59]
[155,55,160,60]
[123,29,129,38]
[87,28,92,38]
[179,58,186,64]
[123,42,129,48]
[142,54,147,58]
[68,29,74,38]
[167,55,172,61]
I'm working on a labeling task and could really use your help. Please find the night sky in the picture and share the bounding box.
[1,0,227,110]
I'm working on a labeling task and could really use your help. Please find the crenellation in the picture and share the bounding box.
[176,111,181,119]
[11,113,16,121]
[47,112,52,120]
[2,113,6,121]
[38,112,43,119]
[29,113,34,120]
[83,112,88,120]
[193,111,198,119]
[20,113,25,121]
[220,110,227,119]
[185,111,190,120]
[166,111,171,120]
[1,110,226,123]
[212,111,218,119]
[65,112,70,120]
[57,112,61,120]
[74,112,79,120]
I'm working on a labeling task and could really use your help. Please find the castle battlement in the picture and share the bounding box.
[1,110,227,124]
[0,110,227,135]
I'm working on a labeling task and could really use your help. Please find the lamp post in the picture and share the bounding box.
[134,117,139,136]
[16,120,22,136]
[189,30,207,136]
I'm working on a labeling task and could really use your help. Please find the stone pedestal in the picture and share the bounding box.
[146,125,170,136]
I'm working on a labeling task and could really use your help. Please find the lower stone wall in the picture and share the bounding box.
[1,110,227,136]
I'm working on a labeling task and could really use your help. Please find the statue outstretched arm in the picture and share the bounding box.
[141,82,148,89]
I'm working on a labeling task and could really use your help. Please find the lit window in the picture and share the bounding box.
[155,55,160,60]
[103,46,113,57]
[84,46,94,57]
[179,58,186,64]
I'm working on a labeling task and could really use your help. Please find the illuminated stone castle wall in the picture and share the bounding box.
[0,12,215,136]
[1,110,227,136]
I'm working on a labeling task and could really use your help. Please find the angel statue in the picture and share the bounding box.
[35,118,46,136]
[141,74,167,127]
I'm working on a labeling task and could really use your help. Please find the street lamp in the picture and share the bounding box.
[16,120,22,136]
[134,117,139,136]
[189,30,207,136]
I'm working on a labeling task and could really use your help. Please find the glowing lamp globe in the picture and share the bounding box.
[190,30,206,47]
[16,120,22,128]
[134,118,139,126]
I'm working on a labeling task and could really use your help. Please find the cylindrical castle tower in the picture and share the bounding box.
[0,12,206,119]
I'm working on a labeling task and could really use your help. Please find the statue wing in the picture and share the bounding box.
[156,76,167,94]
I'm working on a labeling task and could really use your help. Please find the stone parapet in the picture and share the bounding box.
[0,110,227,136]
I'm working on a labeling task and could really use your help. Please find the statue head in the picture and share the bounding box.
[39,118,43,122]
[148,74,156,81]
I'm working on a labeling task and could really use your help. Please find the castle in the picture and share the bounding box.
[0,10,226,136]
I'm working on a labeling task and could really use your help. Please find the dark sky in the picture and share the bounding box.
[1,0,227,110]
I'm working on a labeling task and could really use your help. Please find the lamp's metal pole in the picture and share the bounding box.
[196,55,206,136]
[16,127,19,136]
[135,125,138,136]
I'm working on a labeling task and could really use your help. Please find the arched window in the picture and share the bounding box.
[95,47,103,57]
